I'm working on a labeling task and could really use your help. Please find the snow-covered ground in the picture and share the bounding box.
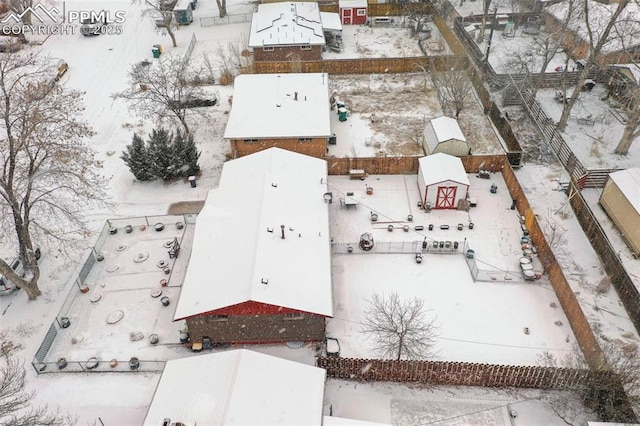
[0,0,638,424]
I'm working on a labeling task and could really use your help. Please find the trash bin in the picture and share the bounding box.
[338,107,348,122]
[151,47,160,58]
[188,176,196,188]
[153,44,163,54]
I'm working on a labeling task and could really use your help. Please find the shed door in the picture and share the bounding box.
[342,8,352,24]
[435,186,457,209]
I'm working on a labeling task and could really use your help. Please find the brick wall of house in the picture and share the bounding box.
[253,45,323,62]
[186,313,326,344]
[231,137,328,158]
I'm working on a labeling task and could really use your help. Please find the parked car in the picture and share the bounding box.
[0,258,25,296]
[80,17,106,36]
[168,95,217,109]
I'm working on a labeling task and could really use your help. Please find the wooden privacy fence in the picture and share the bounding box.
[252,56,468,75]
[317,357,598,389]
[325,156,421,175]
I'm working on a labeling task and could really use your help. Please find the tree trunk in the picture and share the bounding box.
[166,25,178,48]
[22,281,42,300]
[215,0,227,18]
[556,69,588,131]
[615,107,640,155]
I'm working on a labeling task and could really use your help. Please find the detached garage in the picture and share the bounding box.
[339,0,367,25]
[417,153,470,210]
[599,168,640,257]
[423,116,470,157]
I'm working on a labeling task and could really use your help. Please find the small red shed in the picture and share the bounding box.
[339,0,368,25]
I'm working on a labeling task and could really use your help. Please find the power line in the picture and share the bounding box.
[329,315,572,353]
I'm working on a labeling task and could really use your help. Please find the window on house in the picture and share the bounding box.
[298,138,312,143]
[300,45,312,50]
[211,315,228,322]
[243,139,259,144]
[357,9,366,16]
[283,313,305,321]
[263,46,274,52]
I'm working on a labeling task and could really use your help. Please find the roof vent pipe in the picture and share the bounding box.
[281,225,285,239]
[294,91,298,101]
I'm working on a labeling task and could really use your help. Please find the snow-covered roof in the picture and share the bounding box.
[224,73,332,139]
[143,349,326,426]
[175,148,333,320]
[321,12,343,32]
[608,167,640,214]
[547,0,640,54]
[418,153,470,186]
[249,2,325,48]
[339,0,368,9]
[427,116,466,143]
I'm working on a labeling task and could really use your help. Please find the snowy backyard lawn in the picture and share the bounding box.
[535,86,640,169]
[39,217,195,370]
[324,380,596,425]
[326,174,575,365]
[327,73,505,157]
[323,24,449,59]
[474,26,577,74]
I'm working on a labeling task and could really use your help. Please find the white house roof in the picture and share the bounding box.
[143,349,326,426]
[608,167,640,214]
[249,2,325,48]
[174,148,333,320]
[428,116,466,143]
[339,0,368,8]
[321,12,343,32]
[223,73,332,139]
[547,0,640,54]
[418,153,470,186]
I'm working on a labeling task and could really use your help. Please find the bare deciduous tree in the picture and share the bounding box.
[138,0,178,48]
[556,0,632,132]
[0,52,108,300]
[538,342,640,423]
[432,67,473,119]
[112,54,208,135]
[0,355,74,425]
[360,291,439,361]
[403,0,434,36]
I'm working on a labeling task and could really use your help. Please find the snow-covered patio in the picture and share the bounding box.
[36,216,196,371]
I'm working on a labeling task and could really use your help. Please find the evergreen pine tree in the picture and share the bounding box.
[172,129,201,178]
[147,128,174,180]
[121,133,154,181]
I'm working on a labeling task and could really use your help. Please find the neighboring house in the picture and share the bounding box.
[249,2,325,62]
[224,73,332,158]
[174,148,333,345]
[143,349,326,426]
[417,153,470,210]
[143,349,391,426]
[339,0,368,25]
[422,116,470,157]
[599,168,640,257]
[545,0,640,65]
